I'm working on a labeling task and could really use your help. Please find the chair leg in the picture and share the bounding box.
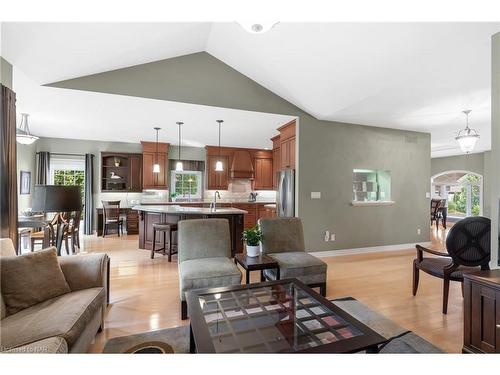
[412,262,420,296]
[461,281,464,298]
[442,277,450,314]
[71,233,76,254]
[65,237,70,255]
[163,231,167,256]
[181,300,188,320]
[103,224,106,238]
[117,222,120,237]
[168,230,172,262]
[30,238,35,252]
[151,229,156,259]
[319,282,327,297]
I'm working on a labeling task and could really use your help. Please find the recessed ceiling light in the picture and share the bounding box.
[237,22,279,34]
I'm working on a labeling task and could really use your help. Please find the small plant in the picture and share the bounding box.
[242,225,263,246]
[170,192,178,199]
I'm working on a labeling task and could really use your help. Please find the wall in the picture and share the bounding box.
[491,33,500,268]
[431,151,491,217]
[0,57,13,89]
[16,143,37,213]
[49,51,432,251]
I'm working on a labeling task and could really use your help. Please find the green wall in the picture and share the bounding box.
[491,33,500,268]
[0,57,13,89]
[49,51,431,251]
[17,143,37,213]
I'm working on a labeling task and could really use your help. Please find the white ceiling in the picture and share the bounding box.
[2,22,500,156]
[13,68,294,149]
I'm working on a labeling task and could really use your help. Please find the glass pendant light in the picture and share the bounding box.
[175,121,184,172]
[215,120,224,172]
[153,127,161,173]
[16,113,39,145]
[455,110,480,154]
[238,22,279,34]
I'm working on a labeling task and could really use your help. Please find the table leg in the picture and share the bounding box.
[276,267,280,280]
[246,269,250,285]
[260,270,265,282]
[366,344,380,353]
[189,324,196,353]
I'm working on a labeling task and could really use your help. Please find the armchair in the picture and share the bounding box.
[413,216,490,314]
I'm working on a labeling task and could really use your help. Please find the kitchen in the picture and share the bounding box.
[96,119,297,255]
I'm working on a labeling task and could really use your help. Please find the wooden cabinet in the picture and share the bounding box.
[126,210,139,234]
[257,205,277,220]
[271,135,281,190]
[207,155,229,190]
[274,120,296,170]
[141,141,169,189]
[101,152,142,192]
[253,157,273,190]
[280,138,296,169]
[463,270,500,353]
[232,203,257,229]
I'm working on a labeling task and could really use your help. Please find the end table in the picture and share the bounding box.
[234,253,279,284]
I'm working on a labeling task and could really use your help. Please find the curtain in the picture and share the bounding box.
[84,153,94,235]
[0,85,18,246]
[36,151,50,184]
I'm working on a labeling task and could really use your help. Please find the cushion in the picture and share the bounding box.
[264,252,327,285]
[179,257,241,300]
[416,257,479,280]
[0,287,104,350]
[1,247,71,315]
[2,337,68,354]
[259,218,305,254]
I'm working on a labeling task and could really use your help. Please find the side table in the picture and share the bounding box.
[234,253,279,284]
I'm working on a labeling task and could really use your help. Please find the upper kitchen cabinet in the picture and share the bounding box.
[271,135,281,189]
[277,120,296,170]
[101,152,143,192]
[206,154,229,190]
[253,150,274,190]
[141,141,169,189]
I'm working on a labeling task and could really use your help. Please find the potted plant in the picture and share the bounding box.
[170,192,178,202]
[242,225,263,257]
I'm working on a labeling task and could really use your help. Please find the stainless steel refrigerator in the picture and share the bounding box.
[276,169,295,217]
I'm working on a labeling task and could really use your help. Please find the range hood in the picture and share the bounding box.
[230,150,254,179]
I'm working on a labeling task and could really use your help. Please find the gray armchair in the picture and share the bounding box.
[258,217,327,296]
[177,219,242,319]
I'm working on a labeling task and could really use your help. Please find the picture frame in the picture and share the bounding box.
[20,171,31,195]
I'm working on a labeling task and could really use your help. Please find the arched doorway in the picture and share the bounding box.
[431,170,483,219]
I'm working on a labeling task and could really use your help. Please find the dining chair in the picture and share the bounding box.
[102,201,124,237]
[63,211,82,254]
[413,216,491,314]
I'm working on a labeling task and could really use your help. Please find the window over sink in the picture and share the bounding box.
[170,170,202,199]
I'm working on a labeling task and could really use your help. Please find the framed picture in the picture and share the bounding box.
[20,171,31,195]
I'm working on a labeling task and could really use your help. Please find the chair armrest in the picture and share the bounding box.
[415,244,450,258]
[58,253,109,293]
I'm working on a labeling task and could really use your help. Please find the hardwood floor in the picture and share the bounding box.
[83,224,461,353]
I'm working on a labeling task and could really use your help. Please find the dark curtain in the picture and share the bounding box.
[36,151,50,184]
[84,153,94,235]
[168,160,205,171]
[0,85,18,246]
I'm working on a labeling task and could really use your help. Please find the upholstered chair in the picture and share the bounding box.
[258,217,328,296]
[177,219,242,319]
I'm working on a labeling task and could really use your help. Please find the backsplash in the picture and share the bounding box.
[205,180,276,201]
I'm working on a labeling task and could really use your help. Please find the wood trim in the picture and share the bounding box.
[141,141,169,154]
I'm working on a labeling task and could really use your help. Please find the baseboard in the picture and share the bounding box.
[310,242,432,258]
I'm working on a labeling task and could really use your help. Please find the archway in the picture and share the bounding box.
[431,170,483,219]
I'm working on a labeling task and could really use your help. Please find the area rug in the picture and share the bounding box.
[102,297,443,353]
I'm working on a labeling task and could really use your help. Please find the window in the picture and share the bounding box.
[170,170,202,199]
[432,172,482,217]
[352,169,391,203]
[50,157,86,211]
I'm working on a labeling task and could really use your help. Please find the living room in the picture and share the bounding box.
[1,1,499,373]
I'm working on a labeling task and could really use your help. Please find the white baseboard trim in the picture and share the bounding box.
[310,242,432,258]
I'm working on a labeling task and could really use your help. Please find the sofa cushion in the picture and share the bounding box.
[1,247,71,315]
[0,287,104,350]
[179,257,241,300]
[264,252,327,285]
[2,337,68,354]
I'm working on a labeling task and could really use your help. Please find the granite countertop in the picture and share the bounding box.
[132,204,248,215]
[139,199,276,205]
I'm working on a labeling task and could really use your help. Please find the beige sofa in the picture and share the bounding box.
[0,238,109,353]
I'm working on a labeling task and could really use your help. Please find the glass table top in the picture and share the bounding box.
[195,281,364,353]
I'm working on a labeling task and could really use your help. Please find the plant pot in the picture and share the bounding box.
[246,244,260,257]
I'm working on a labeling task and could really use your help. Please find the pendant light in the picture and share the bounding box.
[455,110,480,154]
[238,22,279,34]
[16,113,39,145]
[175,122,184,172]
[215,120,224,172]
[153,127,161,173]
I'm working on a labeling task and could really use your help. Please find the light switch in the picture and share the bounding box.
[311,192,321,199]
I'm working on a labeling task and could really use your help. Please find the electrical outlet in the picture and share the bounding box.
[324,231,330,242]
[330,233,336,241]
[311,192,321,199]
[417,228,421,235]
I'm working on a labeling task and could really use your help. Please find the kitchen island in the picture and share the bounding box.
[133,205,247,256]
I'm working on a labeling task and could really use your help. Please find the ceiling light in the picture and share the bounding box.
[16,113,39,145]
[455,110,479,154]
[153,127,161,173]
[238,22,279,34]
[176,121,184,172]
[215,120,224,172]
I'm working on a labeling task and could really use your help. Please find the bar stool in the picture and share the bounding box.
[152,222,178,261]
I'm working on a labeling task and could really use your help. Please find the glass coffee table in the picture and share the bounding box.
[186,278,386,353]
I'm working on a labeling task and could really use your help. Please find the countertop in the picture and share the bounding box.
[132,204,248,215]
[140,199,276,205]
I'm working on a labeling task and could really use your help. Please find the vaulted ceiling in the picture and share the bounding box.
[2,22,499,156]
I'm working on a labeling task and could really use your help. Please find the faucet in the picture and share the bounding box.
[210,191,221,211]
